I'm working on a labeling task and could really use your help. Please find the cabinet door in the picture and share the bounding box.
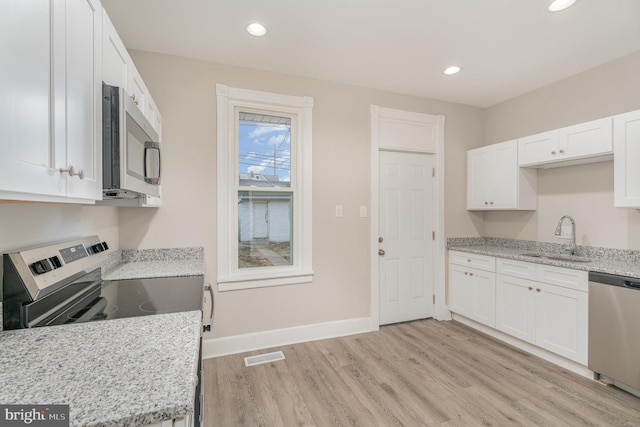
[102,11,128,88]
[63,0,102,200]
[496,275,536,344]
[535,284,587,364]
[448,263,470,316]
[489,140,517,209]
[559,117,612,161]
[467,147,491,209]
[128,66,147,112]
[518,130,558,166]
[614,110,640,208]
[0,0,65,198]
[469,268,496,328]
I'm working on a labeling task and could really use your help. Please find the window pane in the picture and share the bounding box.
[238,191,293,268]
[238,112,291,188]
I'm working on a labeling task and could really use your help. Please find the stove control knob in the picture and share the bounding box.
[30,259,52,275]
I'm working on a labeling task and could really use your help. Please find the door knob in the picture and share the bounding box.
[378,237,384,243]
[378,249,385,256]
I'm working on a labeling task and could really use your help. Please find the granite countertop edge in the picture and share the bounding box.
[448,238,640,278]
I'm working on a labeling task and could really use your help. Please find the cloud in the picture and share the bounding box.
[268,134,287,146]
[248,125,288,139]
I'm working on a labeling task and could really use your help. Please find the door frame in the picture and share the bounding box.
[370,105,449,330]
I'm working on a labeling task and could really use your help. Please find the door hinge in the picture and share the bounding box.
[432,231,435,240]
[432,167,435,177]
[433,294,435,304]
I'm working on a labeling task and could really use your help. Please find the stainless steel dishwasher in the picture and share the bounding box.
[588,271,640,397]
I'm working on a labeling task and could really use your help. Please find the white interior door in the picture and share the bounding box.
[379,151,434,325]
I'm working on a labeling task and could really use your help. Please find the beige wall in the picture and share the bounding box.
[123,51,485,338]
[0,204,119,253]
[0,203,119,300]
[484,50,640,249]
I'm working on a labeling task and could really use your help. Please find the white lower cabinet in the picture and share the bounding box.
[448,252,496,328]
[495,258,588,364]
[449,252,588,365]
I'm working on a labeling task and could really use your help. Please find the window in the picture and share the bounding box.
[216,84,313,291]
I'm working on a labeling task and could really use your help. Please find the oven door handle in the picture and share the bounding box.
[204,283,214,332]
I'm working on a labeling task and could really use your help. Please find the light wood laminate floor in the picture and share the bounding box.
[203,320,640,426]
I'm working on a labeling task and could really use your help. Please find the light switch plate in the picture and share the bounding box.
[359,206,367,218]
[335,205,343,218]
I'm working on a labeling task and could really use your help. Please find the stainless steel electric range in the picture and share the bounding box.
[2,235,207,426]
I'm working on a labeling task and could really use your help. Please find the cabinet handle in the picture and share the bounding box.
[528,286,533,291]
[536,288,541,292]
[484,201,489,205]
[490,201,494,205]
[469,273,474,276]
[131,94,140,106]
[467,259,471,262]
[59,165,85,180]
[465,272,469,275]
[559,149,565,154]
[551,150,556,155]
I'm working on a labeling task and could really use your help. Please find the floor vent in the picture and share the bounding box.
[244,351,285,367]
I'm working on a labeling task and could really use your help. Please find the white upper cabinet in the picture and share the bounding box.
[467,140,537,210]
[0,0,102,203]
[128,66,148,114]
[102,9,161,135]
[62,0,103,200]
[102,11,128,89]
[614,110,640,208]
[518,117,613,168]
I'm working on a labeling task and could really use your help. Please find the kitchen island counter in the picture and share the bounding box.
[0,311,201,427]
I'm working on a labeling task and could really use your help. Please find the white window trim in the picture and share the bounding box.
[216,84,313,291]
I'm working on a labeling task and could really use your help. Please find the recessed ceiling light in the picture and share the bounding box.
[247,22,267,37]
[443,66,461,75]
[548,0,577,12]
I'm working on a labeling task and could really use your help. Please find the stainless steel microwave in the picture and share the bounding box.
[102,83,161,199]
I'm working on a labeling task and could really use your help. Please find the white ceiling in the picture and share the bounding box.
[101,0,640,108]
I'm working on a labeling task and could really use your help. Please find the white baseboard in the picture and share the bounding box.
[203,317,374,359]
[452,314,593,379]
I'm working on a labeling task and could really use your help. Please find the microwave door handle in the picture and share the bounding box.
[144,141,161,184]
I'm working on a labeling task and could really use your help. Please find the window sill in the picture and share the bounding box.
[217,271,314,292]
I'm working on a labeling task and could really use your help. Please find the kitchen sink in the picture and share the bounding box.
[546,256,591,263]
[519,253,591,263]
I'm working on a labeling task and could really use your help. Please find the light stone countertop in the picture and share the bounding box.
[103,259,204,281]
[448,238,640,278]
[0,311,202,427]
[102,247,204,281]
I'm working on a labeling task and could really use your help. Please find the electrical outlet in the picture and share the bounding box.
[336,205,343,218]
[359,206,367,218]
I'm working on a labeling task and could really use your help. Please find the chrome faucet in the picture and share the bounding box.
[554,215,577,255]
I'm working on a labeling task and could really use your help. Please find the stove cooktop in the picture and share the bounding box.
[99,276,204,320]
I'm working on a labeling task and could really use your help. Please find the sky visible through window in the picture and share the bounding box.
[238,113,291,185]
